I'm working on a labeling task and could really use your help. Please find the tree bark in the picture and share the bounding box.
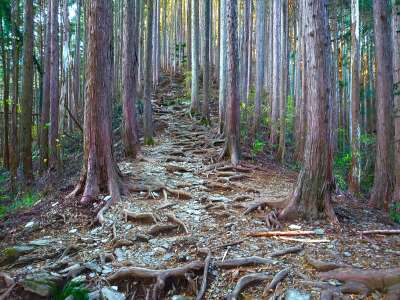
[218,0,227,134]
[201,0,210,122]
[221,0,240,165]
[21,0,34,184]
[253,0,265,136]
[73,0,81,120]
[144,0,154,145]
[369,0,394,210]
[277,0,338,224]
[392,0,400,203]
[1,29,10,170]
[49,0,60,171]
[39,0,51,172]
[68,0,125,208]
[122,0,140,158]
[190,0,200,114]
[349,0,361,193]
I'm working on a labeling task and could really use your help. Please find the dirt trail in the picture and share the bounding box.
[1,78,400,299]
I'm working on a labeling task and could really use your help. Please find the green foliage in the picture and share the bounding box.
[52,280,89,300]
[390,202,400,224]
[251,139,266,157]
[334,151,352,191]
[183,70,191,97]
[144,136,155,146]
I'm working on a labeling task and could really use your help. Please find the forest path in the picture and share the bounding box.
[1,77,400,299]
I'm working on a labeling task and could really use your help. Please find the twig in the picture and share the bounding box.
[263,268,290,296]
[305,256,348,272]
[166,213,189,234]
[247,230,317,237]
[359,230,400,236]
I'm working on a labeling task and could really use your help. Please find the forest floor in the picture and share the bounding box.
[0,76,400,300]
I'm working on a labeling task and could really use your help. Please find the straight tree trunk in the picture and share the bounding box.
[122,0,140,157]
[10,0,20,192]
[221,0,240,165]
[253,0,265,136]
[201,0,210,122]
[190,0,200,114]
[49,0,60,171]
[143,0,154,145]
[240,0,250,105]
[68,0,125,209]
[218,0,227,134]
[277,1,288,162]
[186,0,191,68]
[1,33,10,170]
[349,0,361,193]
[270,0,281,145]
[369,0,394,210]
[73,0,81,118]
[40,0,51,172]
[21,0,34,184]
[393,0,400,203]
[278,0,338,224]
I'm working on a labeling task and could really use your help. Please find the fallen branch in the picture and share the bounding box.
[270,244,304,257]
[247,230,317,237]
[108,261,204,299]
[306,256,348,272]
[196,248,211,300]
[227,272,270,300]
[164,187,192,200]
[165,164,189,173]
[166,213,189,234]
[263,268,290,296]
[216,256,274,269]
[276,237,331,243]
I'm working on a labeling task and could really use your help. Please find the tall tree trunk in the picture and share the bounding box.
[40,0,51,172]
[49,0,60,171]
[68,0,125,214]
[253,0,265,136]
[393,0,400,203]
[122,0,140,157]
[73,0,81,119]
[240,0,250,105]
[201,0,210,122]
[218,0,227,134]
[277,0,338,224]
[270,0,281,145]
[10,0,20,192]
[277,1,288,162]
[21,0,34,184]
[349,0,361,193]
[369,0,394,210]
[221,0,240,165]
[1,31,10,170]
[186,0,191,69]
[143,0,154,145]
[190,0,200,114]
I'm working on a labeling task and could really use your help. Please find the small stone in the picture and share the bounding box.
[102,266,113,275]
[289,224,302,230]
[104,195,112,202]
[343,251,352,257]
[88,290,101,300]
[25,221,35,228]
[69,228,78,234]
[153,247,167,256]
[285,289,311,300]
[171,296,191,300]
[314,228,325,235]
[101,287,125,300]
[28,239,53,246]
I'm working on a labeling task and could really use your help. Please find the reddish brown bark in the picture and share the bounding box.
[369,0,393,210]
[68,0,125,214]
[49,0,60,171]
[220,0,240,165]
[20,0,34,184]
[122,0,140,158]
[275,0,338,224]
[393,0,400,203]
[39,0,51,172]
[1,33,10,170]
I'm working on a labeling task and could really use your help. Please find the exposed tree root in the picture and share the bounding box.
[247,231,317,237]
[108,261,205,299]
[205,182,233,191]
[216,256,274,269]
[165,156,187,163]
[227,272,270,300]
[265,210,282,228]
[359,229,400,236]
[270,244,304,257]
[165,213,189,234]
[243,200,287,215]
[196,248,211,300]
[233,195,253,202]
[263,268,290,296]
[147,224,179,236]
[124,210,158,224]
[113,239,135,249]
[127,183,192,200]
[165,164,189,173]
[319,267,400,298]
[306,256,348,272]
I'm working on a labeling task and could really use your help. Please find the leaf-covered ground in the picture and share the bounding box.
[0,77,399,300]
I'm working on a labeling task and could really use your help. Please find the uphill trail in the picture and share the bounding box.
[0,76,399,299]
